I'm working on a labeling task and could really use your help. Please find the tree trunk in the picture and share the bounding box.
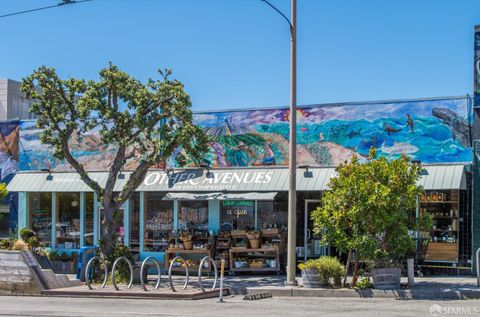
[99,202,121,256]
[343,249,352,287]
[351,250,360,288]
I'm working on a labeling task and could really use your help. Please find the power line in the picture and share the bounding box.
[0,0,94,19]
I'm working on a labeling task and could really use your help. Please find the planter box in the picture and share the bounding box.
[301,269,328,288]
[51,261,76,274]
[372,268,401,290]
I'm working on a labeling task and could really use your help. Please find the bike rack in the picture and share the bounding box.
[111,256,134,291]
[85,256,108,290]
[168,256,189,292]
[140,256,161,291]
[198,256,218,292]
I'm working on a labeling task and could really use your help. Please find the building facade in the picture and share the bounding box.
[2,94,474,274]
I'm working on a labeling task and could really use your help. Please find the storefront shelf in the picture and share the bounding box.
[230,248,278,253]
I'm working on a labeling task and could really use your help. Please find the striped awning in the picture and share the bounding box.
[6,164,467,193]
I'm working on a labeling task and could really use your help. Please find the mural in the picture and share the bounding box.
[191,97,472,167]
[0,120,19,180]
[475,27,480,108]
[18,97,472,171]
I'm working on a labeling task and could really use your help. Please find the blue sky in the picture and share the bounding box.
[0,0,479,111]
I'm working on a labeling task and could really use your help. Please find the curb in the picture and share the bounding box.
[241,287,480,300]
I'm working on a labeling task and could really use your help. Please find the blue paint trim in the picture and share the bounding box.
[123,199,130,247]
[93,192,99,244]
[208,200,220,234]
[173,199,178,230]
[17,192,28,238]
[139,192,144,252]
[51,192,56,248]
[80,192,85,247]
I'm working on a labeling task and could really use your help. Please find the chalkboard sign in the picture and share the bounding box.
[221,200,255,230]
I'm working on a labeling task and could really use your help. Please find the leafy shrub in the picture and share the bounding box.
[20,228,35,242]
[355,277,373,289]
[27,236,40,250]
[298,256,345,287]
[0,239,12,250]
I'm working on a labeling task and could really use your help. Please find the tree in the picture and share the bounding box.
[21,64,210,253]
[311,148,422,287]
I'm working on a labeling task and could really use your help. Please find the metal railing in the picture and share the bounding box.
[140,256,161,291]
[198,256,218,292]
[85,256,108,290]
[168,256,189,292]
[111,256,133,290]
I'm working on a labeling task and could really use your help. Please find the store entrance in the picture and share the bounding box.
[303,199,329,262]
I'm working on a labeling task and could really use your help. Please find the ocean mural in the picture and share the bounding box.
[191,97,472,167]
[17,97,472,171]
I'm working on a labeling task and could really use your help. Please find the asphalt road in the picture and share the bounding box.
[0,295,479,317]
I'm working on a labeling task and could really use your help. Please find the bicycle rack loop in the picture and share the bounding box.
[168,256,189,292]
[85,256,108,290]
[140,256,161,291]
[111,256,134,291]
[198,256,218,292]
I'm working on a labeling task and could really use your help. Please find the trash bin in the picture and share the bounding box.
[76,245,98,282]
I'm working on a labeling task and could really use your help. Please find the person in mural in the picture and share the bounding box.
[212,142,227,167]
[405,114,415,134]
[261,143,276,166]
[383,122,401,135]
[0,123,19,181]
[232,141,256,166]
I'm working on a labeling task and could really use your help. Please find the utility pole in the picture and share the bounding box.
[261,0,297,285]
[287,0,297,286]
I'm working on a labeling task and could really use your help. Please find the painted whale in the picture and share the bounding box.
[431,108,470,148]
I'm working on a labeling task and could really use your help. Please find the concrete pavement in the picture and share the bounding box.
[0,295,479,317]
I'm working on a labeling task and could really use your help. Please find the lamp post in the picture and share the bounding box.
[261,0,297,285]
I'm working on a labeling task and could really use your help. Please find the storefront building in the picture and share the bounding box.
[7,163,472,274]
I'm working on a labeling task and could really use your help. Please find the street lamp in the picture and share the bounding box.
[261,0,297,286]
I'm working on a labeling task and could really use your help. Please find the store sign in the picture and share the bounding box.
[222,200,254,218]
[143,170,274,190]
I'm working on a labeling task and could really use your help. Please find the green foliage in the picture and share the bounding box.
[418,212,433,232]
[20,228,35,242]
[311,148,422,265]
[298,256,345,287]
[0,239,11,250]
[47,250,76,262]
[21,64,210,253]
[355,276,373,289]
[26,236,40,250]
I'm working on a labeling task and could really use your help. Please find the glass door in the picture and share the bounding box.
[304,199,328,261]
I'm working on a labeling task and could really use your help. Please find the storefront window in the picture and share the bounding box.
[178,201,208,232]
[144,193,173,252]
[99,207,124,245]
[130,193,140,251]
[29,192,52,247]
[84,193,95,246]
[419,190,459,262]
[220,200,255,231]
[57,193,80,249]
[0,204,9,238]
[257,201,288,230]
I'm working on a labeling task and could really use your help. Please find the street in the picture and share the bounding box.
[0,295,479,317]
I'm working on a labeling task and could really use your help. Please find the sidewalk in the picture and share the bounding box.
[223,275,480,300]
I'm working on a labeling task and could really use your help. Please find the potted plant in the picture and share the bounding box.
[311,148,422,288]
[246,230,261,249]
[298,256,344,288]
